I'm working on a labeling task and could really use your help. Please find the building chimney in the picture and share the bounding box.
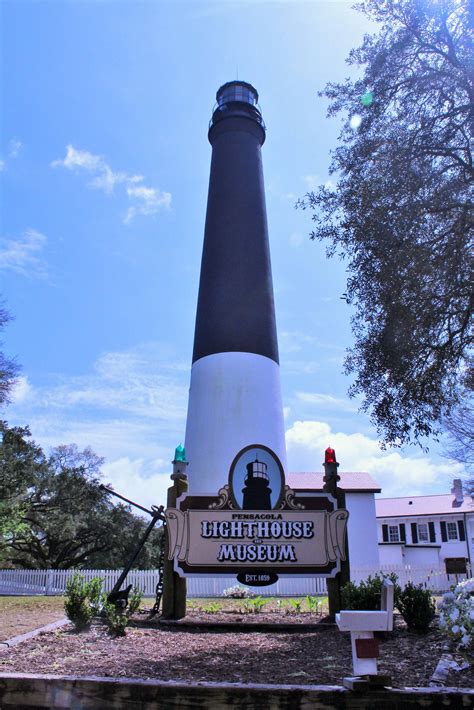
[451,478,464,504]
[184,81,287,494]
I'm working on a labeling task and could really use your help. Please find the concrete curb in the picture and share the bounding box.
[0,672,473,709]
[0,618,70,651]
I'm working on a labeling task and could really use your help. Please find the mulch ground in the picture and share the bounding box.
[1,610,473,688]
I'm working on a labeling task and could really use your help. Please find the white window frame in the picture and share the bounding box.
[446,521,459,541]
[388,525,400,543]
[417,522,429,543]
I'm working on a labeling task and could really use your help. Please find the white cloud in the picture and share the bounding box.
[279,330,344,355]
[303,174,319,191]
[52,145,103,172]
[286,420,465,497]
[31,349,188,421]
[10,376,32,404]
[0,229,48,278]
[101,457,172,512]
[289,232,304,247]
[296,391,358,413]
[7,344,189,469]
[124,185,172,224]
[52,144,171,221]
[0,160,5,171]
[8,139,23,159]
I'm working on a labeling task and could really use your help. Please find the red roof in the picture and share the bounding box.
[376,494,474,518]
[287,472,381,493]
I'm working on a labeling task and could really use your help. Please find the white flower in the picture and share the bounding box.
[444,592,455,602]
[452,624,460,634]
[461,634,471,647]
[439,616,447,628]
[450,608,460,623]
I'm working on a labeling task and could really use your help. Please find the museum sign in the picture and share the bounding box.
[165,444,349,582]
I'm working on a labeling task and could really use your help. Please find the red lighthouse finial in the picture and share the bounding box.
[325,446,336,464]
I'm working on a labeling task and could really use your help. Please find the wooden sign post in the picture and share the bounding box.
[323,447,350,619]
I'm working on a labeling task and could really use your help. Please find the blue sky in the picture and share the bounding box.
[1,0,464,510]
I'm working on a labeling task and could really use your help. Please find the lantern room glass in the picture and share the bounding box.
[218,84,258,107]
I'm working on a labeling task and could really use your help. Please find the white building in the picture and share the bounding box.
[376,479,474,574]
[287,471,381,569]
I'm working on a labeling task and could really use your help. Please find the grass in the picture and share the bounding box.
[0,596,66,642]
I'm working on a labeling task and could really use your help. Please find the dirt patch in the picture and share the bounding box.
[0,596,65,642]
[1,610,472,688]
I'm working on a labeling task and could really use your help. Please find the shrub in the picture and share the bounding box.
[127,586,143,615]
[341,573,399,611]
[64,574,104,631]
[104,603,128,637]
[103,586,143,636]
[223,584,254,599]
[397,582,435,632]
[86,576,105,616]
[439,577,474,649]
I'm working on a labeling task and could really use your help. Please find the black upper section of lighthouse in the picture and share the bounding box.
[192,81,279,365]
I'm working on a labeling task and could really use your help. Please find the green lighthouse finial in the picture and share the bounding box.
[174,443,186,462]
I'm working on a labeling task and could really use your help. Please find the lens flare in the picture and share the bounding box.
[350,114,362,129]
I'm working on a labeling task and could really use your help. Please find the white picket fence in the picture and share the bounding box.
[351,564,472,593]
[0,565,470,597]
[0,568,327,597]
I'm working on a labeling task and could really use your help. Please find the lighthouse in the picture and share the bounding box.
[242,458,272,510]
[184,81,287,495]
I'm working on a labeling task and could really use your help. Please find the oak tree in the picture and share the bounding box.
[0,433,163,569]
[0,303,19,407]
[299,0,473,446]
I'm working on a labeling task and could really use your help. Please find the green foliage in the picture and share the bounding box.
[202,601,221,614]
[127,586,143,615]
[397,582,436,633]
[289,599,303,613]
[0,429,165,570]
[0,303,19,408]
[246,596,267,613]
[104,603,129,637]
[86,577,105,616]
[103,585,143,636]
[298,0,473,447]
[64,573,104,631]
[0,422,48,545]
[306,596,320,613]
[341,573,399,611]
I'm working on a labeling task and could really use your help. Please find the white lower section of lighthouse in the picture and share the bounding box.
[184,352,287,494]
